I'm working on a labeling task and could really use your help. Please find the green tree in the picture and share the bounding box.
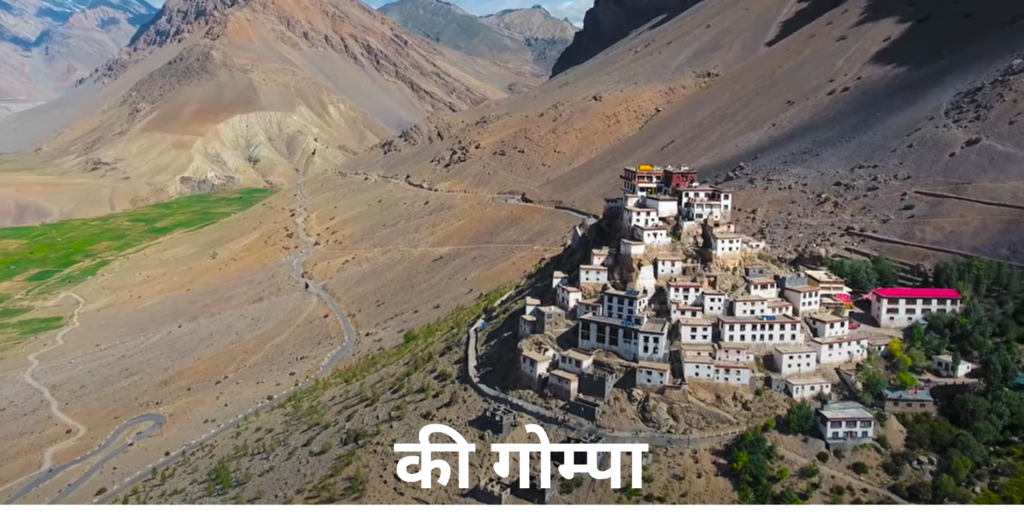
[786,401,815,434]
[206,457,233,496]
[871,256,900,287]
[933,474,971,504]
[859,366,888,402]
[981,343,1021,391]
[896,372,919,390]
[950,453,972,484]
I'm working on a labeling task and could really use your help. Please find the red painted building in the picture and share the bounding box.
[662,168,697,190]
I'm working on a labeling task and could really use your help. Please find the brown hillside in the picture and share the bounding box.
[0,0,520,226]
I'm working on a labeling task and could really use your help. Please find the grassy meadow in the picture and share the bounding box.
[0,189,274,349]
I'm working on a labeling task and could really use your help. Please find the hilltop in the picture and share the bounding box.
[0,0,157,103]
[378,0,576,75]
[0,0,521,226]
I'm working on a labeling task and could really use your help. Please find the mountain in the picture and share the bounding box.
[552,0,691,76]
[480,4,578,73]
[0,0,520,225]
[377,0,542,77]
[0,0,158,102]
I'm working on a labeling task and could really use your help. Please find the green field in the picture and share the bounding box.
[0,188,274,347]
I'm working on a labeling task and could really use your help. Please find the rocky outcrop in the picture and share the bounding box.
[552,0,699,76]
[480,5,578,72]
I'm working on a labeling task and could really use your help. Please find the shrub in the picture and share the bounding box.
[787,402,815,434]
[876,435,891,451]
[817,451,831,463]
[94,487,108,497]
[801,463,820,479]
[850,461,870,475]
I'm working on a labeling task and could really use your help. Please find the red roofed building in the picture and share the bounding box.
[870,288,962,328]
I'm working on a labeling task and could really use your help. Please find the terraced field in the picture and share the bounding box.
[0,189,275,349]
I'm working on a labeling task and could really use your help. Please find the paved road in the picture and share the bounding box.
[4,415,166,504]
[337,171,598,222]
[6,183,356,504]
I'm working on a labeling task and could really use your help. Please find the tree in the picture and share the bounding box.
[206,457,233,496]
[896,372,919,390]
[728,428,777,504]
[887,339,904,359]
[871,256,900,287]
[950,453,972,484]
[859,366,888,402]
[933,473,971,504]
[786,401,815,434]
[907,347,930,371]
[981,343,1021,391]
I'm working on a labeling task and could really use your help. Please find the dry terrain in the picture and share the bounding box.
[3,0,1024,505]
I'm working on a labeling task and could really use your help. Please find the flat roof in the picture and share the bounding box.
[712,232,742,240]
[873,288,961,300]
[562,349,593,361]
[785,285,820,293]
[658,255,685,261]
[818,405,874,421]
[638,361,671,371]
[579,264,607,271]
[810,336,868,346]
[745,276,776,284]
[718,342,749,350]
[683,355,715,364]
[785,375,831,385]
[521,351,550,362]
[623,205,656,212]
[521,314,536,321]
[549,369,578,381]
[767,300,792,307]
[716,361,751,370]
[679,343,714,351]
[809,312,844,323]
[604,287,646,298]
[668,281,701,287]
[806,269,842,282]
[679,317,713,326]
[774,344,816,354]
[884,389,933,401]
[719,315,800,324]
[640,318,669,333]
[558,284,581,293]
[635,224,668,231]
[620,239,645,246]
[733,295,767,302]
[703,289,725,295]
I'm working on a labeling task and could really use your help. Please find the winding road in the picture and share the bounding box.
[5,181,357,504]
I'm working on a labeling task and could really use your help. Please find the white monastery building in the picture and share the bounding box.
[774,345,818,376]
[718,315,804,345]
[807,313,849,338]
[811,336,869,365]
[870,288,962,328]
[783,285,821,315]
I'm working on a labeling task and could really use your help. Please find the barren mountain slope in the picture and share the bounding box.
[378,0,543,80]
[346,0,1024,265]
[0,0,517,226]
[0,0,157,101]
[479,4,578,72]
